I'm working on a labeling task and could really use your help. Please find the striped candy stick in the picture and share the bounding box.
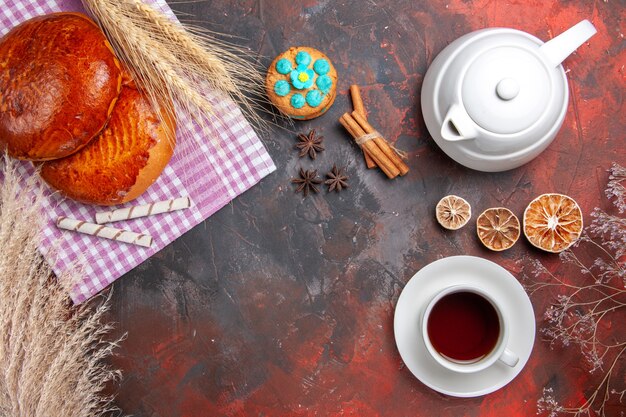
[56,217,153,248]
[95,197,192,224]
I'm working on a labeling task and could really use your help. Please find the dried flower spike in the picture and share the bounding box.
[295,130,324,159]
[325,164,349,192]
[0,155,122,416]
[292,168,322,197]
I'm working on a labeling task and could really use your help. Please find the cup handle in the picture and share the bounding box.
[498,348,519,368]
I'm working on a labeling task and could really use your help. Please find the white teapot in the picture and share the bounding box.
[421,20,596,172]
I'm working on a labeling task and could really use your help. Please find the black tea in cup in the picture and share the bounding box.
[426,291,500,362]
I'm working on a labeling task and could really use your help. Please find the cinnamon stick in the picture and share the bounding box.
[339,113,400,179]
[363,148,377,169]
[351,111,410,176]
[363,151,376,168]
[350,85,367,119]
[349,85,376,169]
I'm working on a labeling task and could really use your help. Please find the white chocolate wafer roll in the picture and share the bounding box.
[56,217,153,248]
[95,197,192,224]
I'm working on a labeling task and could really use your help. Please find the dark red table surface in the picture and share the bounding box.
[104,1,626,416]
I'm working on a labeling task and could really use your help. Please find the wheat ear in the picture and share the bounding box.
[127,2,268,118]
[81,0,269,146]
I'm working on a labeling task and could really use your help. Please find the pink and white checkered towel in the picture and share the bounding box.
[1,0,276,304]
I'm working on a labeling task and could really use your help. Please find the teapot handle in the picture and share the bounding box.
[539,20,597,68]
[441,104,477,142]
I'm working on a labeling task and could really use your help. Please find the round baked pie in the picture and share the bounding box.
[40,81,176,206]
[266,46,337,120]
[0,12,122,160]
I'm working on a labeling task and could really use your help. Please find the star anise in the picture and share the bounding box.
[325,164,349,192]
[295,129,324,159]
[292,168,322,197]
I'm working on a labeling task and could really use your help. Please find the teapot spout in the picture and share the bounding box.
[539,20,597,68]
[441,104,477,142]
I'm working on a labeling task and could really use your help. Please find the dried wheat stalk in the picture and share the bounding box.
[0,155,122,417]
[81,0,269,145]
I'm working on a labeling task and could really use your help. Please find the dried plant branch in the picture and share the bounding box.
[606,162,626,213]
[0,155,122,417]
[524,163,626,417]
[81,0,270,146]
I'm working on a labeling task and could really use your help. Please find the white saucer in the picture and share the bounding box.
[394,256,535,397]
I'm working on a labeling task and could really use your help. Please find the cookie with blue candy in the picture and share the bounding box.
[265,46,337,120]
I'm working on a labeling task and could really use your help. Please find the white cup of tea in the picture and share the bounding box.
[421,284,519,373]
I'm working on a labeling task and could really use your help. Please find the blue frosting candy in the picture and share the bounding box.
[290,64,315,90]
[291,93,305,109]
[295,51,311,66]
[316,75,333,93]
[313,59,330,75]
[306,90,323,107]
[274,80,290,97]
[276,58,292,74]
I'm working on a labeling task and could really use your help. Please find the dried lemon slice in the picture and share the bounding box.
[523,193,583,253]
[476,207,520,251]
[436,195,472,230]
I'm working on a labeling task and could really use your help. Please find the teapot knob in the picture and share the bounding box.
[496,78,520,101]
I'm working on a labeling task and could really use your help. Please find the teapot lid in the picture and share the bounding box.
[462,45,553,135]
